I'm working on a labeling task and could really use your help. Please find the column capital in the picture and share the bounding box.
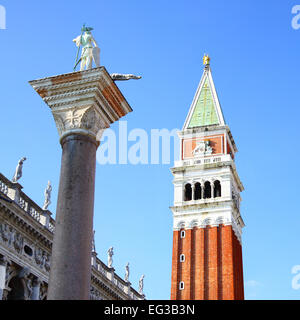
[29,67,132,144]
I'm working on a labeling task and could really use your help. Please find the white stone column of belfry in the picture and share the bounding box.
[0,255,6,300]
[201,181,205,199]
[211,180,215,198]
[191,184,195,200]
[29,67,133,300]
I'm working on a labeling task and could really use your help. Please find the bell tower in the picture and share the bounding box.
[170,56,245,300]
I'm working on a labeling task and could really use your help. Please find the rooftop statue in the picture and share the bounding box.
[107,247,114,268]
[125,262,130,282]
[12,157,26,183]
[138,274,145,295]
[73,24,100,71]
[42,181,52,211]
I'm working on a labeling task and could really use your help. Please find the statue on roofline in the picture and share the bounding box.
[12,157,26,183]
[139,274,145,295]
[107,247,114,268]
[42,181,52,211]
[125,262,130,282]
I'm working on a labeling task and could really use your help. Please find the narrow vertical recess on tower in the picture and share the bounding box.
[204,227,209,300]
[190,228,196,300]
[217,225,223,300]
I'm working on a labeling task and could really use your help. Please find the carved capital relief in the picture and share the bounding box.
[52,105,105,142]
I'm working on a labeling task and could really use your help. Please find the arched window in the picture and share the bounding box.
[204,181,211,199]
[179,281,185,290]
[184,184,192,201]
[214,180,221,198]
[194,182,201,200]
[7,276,26,300]
[180,230,186,239]
[180,254,185,262]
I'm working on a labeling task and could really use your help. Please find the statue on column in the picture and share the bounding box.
[42,181,52,211]
[107,247,114,268]
[138,274,145,295]
[12,157,26,183]
[110,73,142,81]
[73,24,100,71]
[125,263,130,282]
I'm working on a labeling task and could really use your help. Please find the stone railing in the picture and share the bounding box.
[174,154,233,168]
[0,178,8,195]
[0,173,55,233]
[91,255,145,300]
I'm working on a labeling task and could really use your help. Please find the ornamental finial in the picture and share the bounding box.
[203,54,210,66]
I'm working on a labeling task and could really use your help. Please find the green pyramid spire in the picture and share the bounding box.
[187,75,219,128]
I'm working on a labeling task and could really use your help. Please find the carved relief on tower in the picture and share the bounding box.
[192,140,213,157]
[182,134,225,159]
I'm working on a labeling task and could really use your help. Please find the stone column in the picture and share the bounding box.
[211,180,215,198]
[191,184,195,201]
[0,255,7,300]
[30,67,133,300]
[201,181,205,199]
[30,277,41,300]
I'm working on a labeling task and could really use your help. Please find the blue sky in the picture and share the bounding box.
[1,0,300,300]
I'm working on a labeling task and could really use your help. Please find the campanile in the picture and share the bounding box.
[170,56,245,300]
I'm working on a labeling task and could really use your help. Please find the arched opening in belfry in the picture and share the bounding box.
[194,182,201,200]
[7,276,26,300]
[214,180,221,198]
[204,181,211,199]
[184,184,192,201]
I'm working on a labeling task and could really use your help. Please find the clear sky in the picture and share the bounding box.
[1,0,300,300]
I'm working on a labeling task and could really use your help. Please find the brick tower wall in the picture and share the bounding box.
[170,225,244,300]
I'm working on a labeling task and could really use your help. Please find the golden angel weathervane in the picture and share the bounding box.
[203,54,210,66]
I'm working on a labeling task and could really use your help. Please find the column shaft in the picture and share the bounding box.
[30,279,41,300]
[47,134,98,300]
[0,258,6,300]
